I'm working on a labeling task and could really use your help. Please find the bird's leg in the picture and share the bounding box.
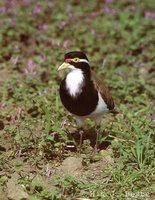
[75,117,85,153]
[79,128,84,153]
[93,115,102,153]
[94,125,100,153]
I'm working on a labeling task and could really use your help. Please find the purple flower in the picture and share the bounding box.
[150,114,155,123]
[48,1,53,8]
[8,18,16,26]
[131,57,136,65]
[4,0,17,11]
[58,20,66,29]
[10,115,16,124]
[104,5,116,16]
[140,63,145,67]
[145,11,155,20]
[62,40,69,49]
[39,23,48,31]
[105,0,113,4]
[140,44,145,49]
[22,0,31,6]
[11,0,17,7]
[32,5,42,15]
[25,59,37,75]
[90,11,99,18]
[0,6,7,14]
[10,108,22,124]
[68,12,76,20]
[130,5,137,12]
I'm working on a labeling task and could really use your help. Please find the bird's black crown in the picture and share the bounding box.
[65,51,89,61]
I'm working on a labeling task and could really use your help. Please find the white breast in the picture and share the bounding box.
[66,69,84,97]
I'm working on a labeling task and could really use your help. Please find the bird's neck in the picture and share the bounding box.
[65,69,89,97]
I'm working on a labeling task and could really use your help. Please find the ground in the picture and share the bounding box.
[0,1,155,200]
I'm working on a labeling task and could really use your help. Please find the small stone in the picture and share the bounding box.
[100,149,114,165]
[90,154,102,163]
[0,187,8,200]
[6,172,29,200]
[32,174,55,192]
[59,157,83,176]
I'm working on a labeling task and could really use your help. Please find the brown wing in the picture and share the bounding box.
[91,70,115,110]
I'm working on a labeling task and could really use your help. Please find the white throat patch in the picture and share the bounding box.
[66,69,84,97]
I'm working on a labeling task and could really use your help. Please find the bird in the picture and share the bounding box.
[58,51,116,151]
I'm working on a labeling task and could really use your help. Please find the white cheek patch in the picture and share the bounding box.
[79,59,89,64]
[66,69,84,97]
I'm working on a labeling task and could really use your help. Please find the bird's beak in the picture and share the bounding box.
[57,62,70,71]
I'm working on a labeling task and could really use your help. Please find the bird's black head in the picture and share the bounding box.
[65,51,88,61]
[58,51,91,78]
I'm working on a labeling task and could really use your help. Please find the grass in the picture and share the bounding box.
[0,0,155,199]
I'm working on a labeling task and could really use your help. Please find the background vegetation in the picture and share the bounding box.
[0,0,155,199]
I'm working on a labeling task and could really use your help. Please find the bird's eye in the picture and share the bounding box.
[72,57,80,62]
